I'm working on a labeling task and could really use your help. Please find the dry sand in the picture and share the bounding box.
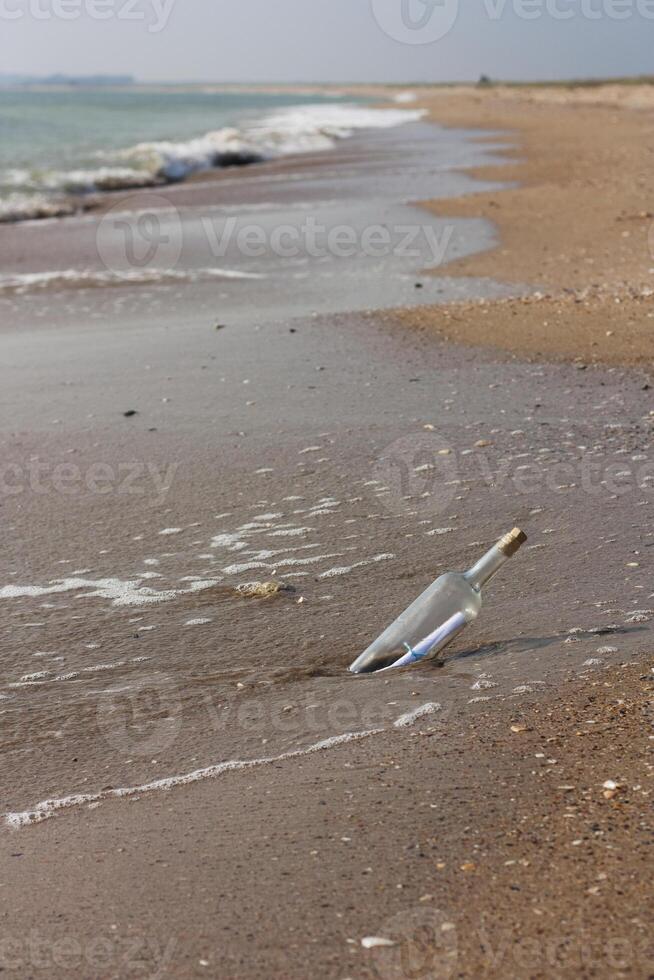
[395,83,654,366]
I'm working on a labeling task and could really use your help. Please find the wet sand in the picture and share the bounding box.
[3,661,652,978]
[1,89,653,978]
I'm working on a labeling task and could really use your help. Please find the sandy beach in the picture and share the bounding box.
[1,84,652,979]
[396,83,654,366]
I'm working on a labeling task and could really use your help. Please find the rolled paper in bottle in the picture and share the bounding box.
[380,611,467,671]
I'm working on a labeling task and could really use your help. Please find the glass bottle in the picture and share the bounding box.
[349,528,527,674]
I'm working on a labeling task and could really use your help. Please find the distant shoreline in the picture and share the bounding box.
[3,73,653,91]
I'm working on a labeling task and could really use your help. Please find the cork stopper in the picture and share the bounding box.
[497,527,527,557]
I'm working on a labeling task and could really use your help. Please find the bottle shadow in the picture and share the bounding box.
[442,622,648,672]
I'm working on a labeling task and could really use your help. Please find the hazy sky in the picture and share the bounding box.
[1,0,652,82]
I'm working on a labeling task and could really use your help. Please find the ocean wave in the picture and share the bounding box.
[0,103,424,223]
[117,104,425,181]
[0,266,267,294]
[2,165,156,194]
[0,192,80,222]
[58,166,158,193]
[117,127,266,182]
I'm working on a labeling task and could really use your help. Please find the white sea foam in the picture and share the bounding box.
[2,164,155,195]
[0,192,79,222]
[268,528,311,537]
[0,576,219,607]
[5,728,384,829]
[1,103,423,223]
[0,266,266,295]
[5,693,449,829]
[116,104,424,183]
[318,554,395,579]
[211,532,250,551]
[394,91,418,104]
[222,552,343,576]
[393,703,442,728]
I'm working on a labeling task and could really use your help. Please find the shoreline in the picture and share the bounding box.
[394,83,654,366]
[8,80,653,367]
[0,93,413,225]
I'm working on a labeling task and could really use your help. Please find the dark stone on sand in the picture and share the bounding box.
[123,410,138,417]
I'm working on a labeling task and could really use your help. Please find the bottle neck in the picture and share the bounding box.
[463,544,509,592]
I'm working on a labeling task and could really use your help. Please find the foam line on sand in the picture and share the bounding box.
[6,699,447,829]
[5,729,385,830]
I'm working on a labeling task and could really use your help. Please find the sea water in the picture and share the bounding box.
[0,86,421,221]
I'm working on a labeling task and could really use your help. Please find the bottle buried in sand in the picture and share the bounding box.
[349,528,527,674]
